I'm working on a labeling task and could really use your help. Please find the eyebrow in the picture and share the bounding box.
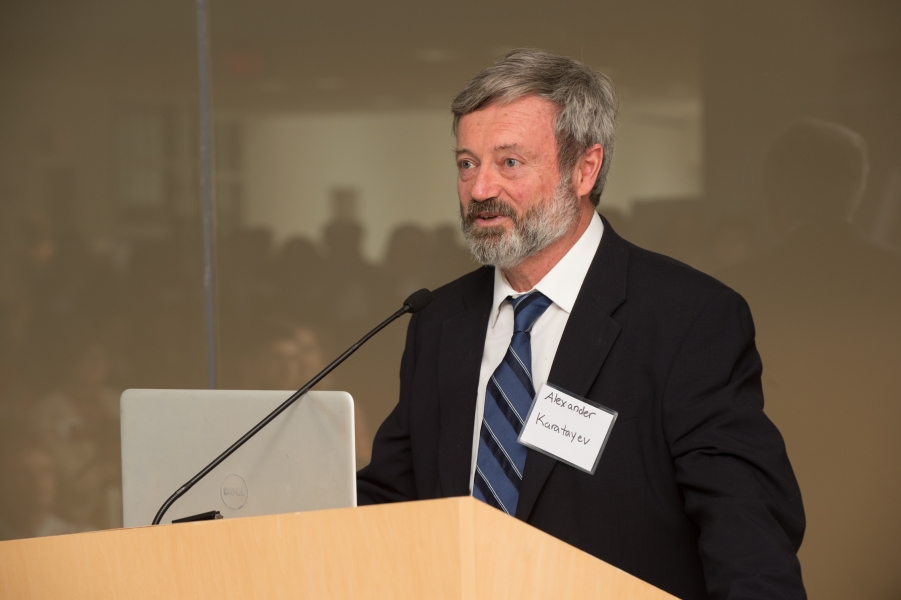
[454,143,528,157]
[494,143,525,153]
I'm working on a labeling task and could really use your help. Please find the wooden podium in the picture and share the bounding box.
[0,497,675,599]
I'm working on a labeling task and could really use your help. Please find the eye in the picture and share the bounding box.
[504,158,519,168]
[458,159,474,170]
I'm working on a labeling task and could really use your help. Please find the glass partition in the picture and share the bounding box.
[0,2,204,536]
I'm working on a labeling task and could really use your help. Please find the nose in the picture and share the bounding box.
[469,163,500,202]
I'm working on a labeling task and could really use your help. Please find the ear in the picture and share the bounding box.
[572,144,604,199]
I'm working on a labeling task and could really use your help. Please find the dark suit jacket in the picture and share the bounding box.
[358,221,806,600]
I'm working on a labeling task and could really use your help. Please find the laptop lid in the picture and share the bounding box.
[120,389,356,527]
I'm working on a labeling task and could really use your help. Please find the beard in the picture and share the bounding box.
[459,178,581,269]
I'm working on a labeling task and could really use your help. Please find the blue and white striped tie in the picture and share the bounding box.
[473,291,553,515]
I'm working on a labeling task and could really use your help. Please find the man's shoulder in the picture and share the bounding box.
[420,233,746,323]
[612,232,744,314]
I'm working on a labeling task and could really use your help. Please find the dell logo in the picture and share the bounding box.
[220,474,248,509]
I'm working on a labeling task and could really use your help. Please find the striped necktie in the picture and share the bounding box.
[473,291,553,515]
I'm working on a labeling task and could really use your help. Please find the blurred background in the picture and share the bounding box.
[0,0,899,597]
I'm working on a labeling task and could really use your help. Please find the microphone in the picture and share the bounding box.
[151,288,433,525]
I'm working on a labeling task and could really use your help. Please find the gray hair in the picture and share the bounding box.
[451,48,619,206]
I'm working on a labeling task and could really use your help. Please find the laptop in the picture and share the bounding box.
[120,389,357,527]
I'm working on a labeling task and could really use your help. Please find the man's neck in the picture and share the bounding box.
[501,203,596,292]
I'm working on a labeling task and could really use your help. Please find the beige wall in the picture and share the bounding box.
[242,97,702,260]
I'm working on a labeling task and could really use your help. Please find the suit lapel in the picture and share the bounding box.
[515,219,630,521]
[437,267,494,497]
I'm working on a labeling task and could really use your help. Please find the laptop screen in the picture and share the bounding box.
[120,389,356,527]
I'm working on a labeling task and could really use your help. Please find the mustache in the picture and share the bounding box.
[463,198,518,223]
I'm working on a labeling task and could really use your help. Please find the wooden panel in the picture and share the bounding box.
[470,501,677,599]
[0,497,676,599]
[0,501,464,599]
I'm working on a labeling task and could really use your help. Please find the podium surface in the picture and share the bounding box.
[0,497,676,599]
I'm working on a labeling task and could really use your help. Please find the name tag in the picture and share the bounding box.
[518,383,617,474]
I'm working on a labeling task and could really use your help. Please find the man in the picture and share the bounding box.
[358,49,805,600]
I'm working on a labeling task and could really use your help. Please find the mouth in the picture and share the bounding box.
[464,199,517,228]
[473,211,508,224]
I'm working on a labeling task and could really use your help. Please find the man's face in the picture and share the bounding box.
[455,95,581,268]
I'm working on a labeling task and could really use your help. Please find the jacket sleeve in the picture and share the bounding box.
[662,288,807,600]
[356,311,420,505]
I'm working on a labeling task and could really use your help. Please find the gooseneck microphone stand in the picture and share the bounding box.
[151,288,432,525]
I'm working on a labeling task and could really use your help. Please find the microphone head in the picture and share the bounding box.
[403,288,433,313]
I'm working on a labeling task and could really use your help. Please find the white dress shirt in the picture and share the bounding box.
[469,211,604,491]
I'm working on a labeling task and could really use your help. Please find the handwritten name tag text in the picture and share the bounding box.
[534,413,591,445]
[518,383,617,474]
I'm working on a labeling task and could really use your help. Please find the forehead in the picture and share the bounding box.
[456,95,558,153]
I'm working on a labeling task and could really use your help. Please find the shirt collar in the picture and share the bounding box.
[489,211,604,328]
